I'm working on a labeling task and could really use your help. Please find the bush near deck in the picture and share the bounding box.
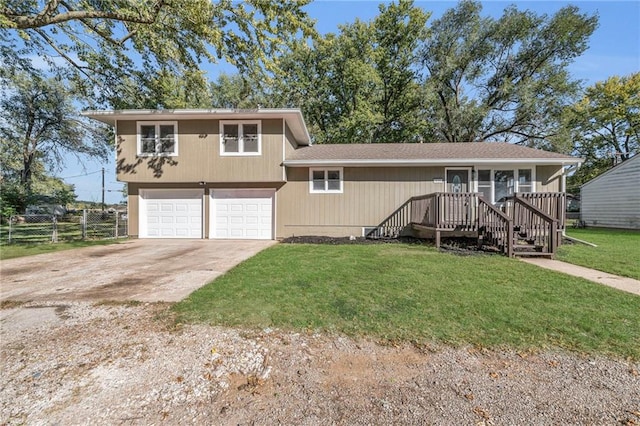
[174,244,640,360]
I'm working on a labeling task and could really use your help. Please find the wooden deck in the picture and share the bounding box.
[367,192,566,258]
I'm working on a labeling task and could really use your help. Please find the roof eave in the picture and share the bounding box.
[82,108,311,145]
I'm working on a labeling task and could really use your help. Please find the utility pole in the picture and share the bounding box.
[101,167,105,211]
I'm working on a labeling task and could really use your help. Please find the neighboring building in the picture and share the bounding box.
[581,155,640,229]
[84,109,581,242]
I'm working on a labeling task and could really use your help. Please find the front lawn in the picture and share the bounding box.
[0,239,121,260]
[174,244,640,360]
[558,228,640,280]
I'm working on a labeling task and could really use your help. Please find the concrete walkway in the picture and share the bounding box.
[521,258,640,296]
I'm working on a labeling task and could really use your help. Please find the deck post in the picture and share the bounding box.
[435,230,441,248]
[506,223,514,258]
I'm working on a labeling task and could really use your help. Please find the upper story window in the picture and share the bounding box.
[137,122,178,156]
[310,168,343,193]
[220,121,261,156]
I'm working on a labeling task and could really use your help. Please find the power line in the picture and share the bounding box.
[58,170,102,179]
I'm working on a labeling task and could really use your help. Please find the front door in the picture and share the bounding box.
[446,169,470,193]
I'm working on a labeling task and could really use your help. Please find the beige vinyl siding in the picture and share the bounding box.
[117,119,284,183]
[277,167,446,237]
[284,122,299,157]
[581,157,640,229]
[536,165,562,192]
[276,164,567,238]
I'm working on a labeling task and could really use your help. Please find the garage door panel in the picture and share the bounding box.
[211,190,273,240]
[140,190,203,238]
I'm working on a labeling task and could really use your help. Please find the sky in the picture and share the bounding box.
[58,0,640,205]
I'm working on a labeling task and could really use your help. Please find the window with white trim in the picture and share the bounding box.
[310,168,343,193]
[476,168,534,203]
[137,122,177,156]
[477,169,492,200]
[220,121,261,155]
[518,169,532,192]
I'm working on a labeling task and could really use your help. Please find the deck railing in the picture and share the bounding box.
[478,196,513,257]
[412,192,478,230]
[366,198,414,238]
[368,192,564,257]
[516,192,566,232]
[507,194,558,254]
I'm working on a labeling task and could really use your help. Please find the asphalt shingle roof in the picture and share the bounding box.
[286,142,577,162]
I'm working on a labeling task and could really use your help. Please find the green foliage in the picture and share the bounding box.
[421,1,597,145]
[565,73,640,187]
[174,244,640,360]
[0,71,105,212]
[273,0,429,143]
[262,0,597,146]
[209,73,269,109]
[1,0,315,108]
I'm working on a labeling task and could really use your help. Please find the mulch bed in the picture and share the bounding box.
[280,235,487,256]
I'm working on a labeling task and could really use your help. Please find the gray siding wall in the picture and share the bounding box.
[581,158,640,229]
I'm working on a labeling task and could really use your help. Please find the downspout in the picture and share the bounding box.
[561,162,581,238]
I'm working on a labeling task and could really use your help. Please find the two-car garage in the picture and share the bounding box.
[139,189,274,239]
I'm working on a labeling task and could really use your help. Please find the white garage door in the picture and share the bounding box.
[140,189,203,238]
[211,190,274,239]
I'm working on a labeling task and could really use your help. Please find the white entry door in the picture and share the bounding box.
[211,190,274,239]
[140,189,203,238]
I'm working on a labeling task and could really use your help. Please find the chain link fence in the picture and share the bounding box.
[0,210,128,244]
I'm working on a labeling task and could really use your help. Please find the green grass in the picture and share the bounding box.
[174,244,640,360]
[558,228,640,280]
[0,239,122,260]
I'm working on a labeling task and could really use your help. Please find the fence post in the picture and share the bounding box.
[52,215,58,243]
[8,216,13,243]
[115,212,119,239]
[82,209,87,240]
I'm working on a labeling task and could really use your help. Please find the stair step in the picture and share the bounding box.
[514,251,553,258]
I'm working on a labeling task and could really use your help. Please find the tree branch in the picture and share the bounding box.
[6,1,165,29]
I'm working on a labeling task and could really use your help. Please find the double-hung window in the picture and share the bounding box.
[310,168,343,193]
[517,169,533,193]
[137,122,178,156]
[220,121,261,155]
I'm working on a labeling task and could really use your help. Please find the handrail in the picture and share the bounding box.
[478,196,513,257]
[510,194,558,254]
[365,198,413,238]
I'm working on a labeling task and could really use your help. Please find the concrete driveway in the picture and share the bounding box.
[0,239,276,303]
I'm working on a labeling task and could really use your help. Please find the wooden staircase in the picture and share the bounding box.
[367,192,564,258]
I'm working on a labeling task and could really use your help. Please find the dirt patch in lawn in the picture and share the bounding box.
[1,302,638,425]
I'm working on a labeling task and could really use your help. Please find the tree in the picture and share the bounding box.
[1,0,315,107]
[209,73,269,110]
[273,0,429,144]
[420,0,597,145]
[566,72,639,188]
[0,72,109,212]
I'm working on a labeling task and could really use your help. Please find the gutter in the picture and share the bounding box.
[283,158,583,167]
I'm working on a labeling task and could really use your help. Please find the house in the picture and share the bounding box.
[83,108,582,256]
[581,155,640,229]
